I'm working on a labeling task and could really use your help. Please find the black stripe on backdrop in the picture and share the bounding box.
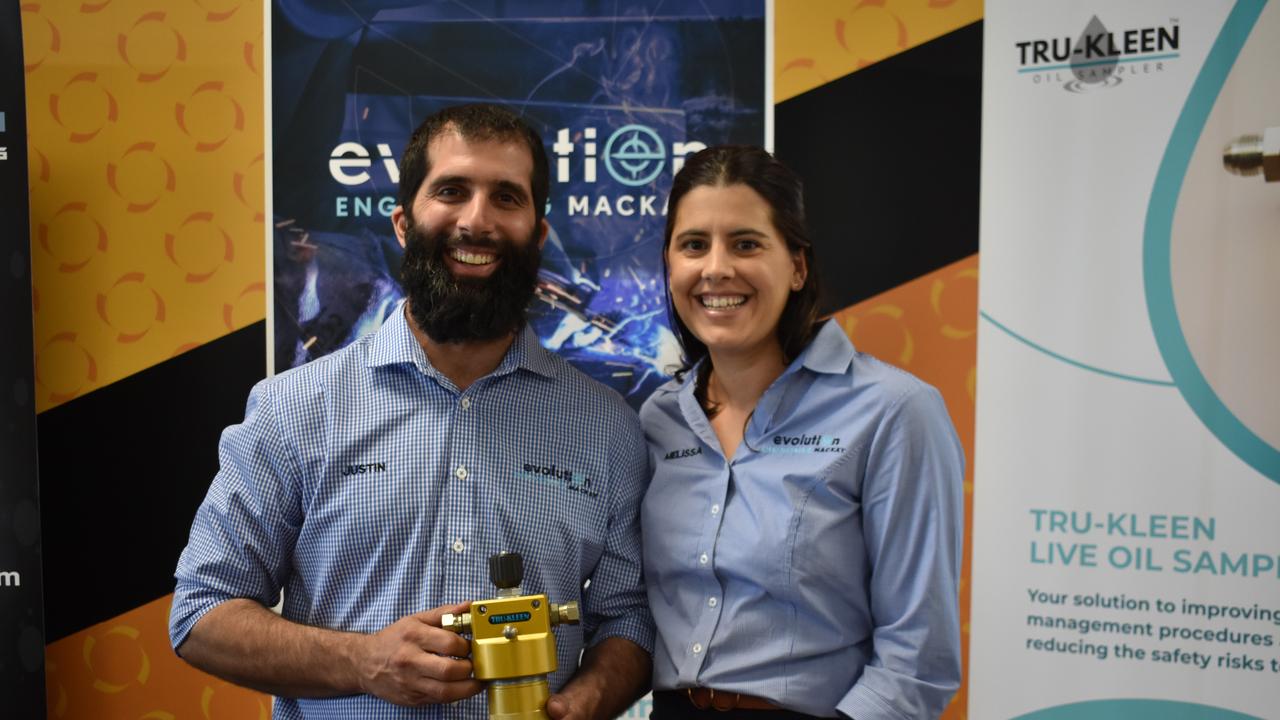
[1,4,47,715]
[38,322,266,641]
[775,21,982,314]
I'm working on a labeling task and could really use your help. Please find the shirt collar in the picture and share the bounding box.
[367,301,556,380]
[798,318,856,375]
[673,318,854,395]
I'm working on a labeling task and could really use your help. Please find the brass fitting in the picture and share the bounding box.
[1223,127,1280,181]
[550,602,580,626]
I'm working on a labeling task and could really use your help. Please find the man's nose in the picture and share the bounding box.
[457,195,497,237]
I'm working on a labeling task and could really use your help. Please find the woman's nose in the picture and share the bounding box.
[701,242,734,281]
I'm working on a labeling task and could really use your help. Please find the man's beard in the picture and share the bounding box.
[400,220,542,343]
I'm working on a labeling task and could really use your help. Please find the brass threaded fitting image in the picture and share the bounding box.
[550,601,581,625]
[1223,127,1280,181]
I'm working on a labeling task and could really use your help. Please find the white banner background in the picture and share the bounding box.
[971,1,1279,718]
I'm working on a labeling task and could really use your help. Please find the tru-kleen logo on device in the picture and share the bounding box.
[1015,15,1181,92]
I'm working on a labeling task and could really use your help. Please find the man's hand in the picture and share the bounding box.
[180,598,483,702]
[356,602,485,707]
[545,637,651,720]
[546,686,602,720]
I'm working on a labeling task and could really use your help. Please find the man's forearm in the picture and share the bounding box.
[553,637,652,720]
[178,598,364,698]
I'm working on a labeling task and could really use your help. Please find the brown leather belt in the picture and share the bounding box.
[682,687,781,711]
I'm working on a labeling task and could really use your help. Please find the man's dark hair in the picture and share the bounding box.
[662,145,823,414]
[397,103,550,222]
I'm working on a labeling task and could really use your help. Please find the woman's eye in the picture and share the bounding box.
[735,239,761,251]
[681,239,707,252]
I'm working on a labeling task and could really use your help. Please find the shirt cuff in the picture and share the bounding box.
[588,613,656,656]
[836,683,911,720]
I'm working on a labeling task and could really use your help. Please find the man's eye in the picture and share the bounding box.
[436,187,462,198]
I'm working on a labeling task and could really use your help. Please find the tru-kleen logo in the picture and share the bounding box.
[1015,16,1180,92]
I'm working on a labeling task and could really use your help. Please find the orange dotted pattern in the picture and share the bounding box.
[830,254,978,720]
[22,0,265,412]
[775,0,982,103]
[45,595,270,719]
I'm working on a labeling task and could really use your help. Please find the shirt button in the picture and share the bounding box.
[710,504,720,515]
[455,466,468,480]
[692,642,703,654]
[451,539,465,553]
[460,397,471,410]
[708,597,717,607]
[699,553,709,565]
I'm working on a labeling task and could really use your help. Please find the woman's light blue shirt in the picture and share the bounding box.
[640,319,964,720]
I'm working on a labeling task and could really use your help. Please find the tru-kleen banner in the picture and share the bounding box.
[267,1,766,408]
[972,1,1279,718]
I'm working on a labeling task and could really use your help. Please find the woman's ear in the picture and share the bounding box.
[791,250,808,291]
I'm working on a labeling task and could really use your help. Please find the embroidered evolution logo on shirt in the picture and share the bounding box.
[762,434,845,454]
[341,462,389,475]
[516,463,600,497]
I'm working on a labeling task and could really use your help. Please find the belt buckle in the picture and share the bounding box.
[686,688,742,712]
[712,691,742,712]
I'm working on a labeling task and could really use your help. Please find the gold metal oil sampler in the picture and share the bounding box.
[444,552,580,720]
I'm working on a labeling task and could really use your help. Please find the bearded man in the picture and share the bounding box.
[170,104,653,720]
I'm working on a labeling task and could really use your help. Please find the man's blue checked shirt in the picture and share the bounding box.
[171,304,654,720]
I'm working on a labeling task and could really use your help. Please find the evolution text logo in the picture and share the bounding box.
[1015,15,1180,92]
[553,124,704,218]
[326,123,704,220]
[761,434,845,455]
[517,462,599,498]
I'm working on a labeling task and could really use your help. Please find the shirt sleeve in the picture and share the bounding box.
[837,385,965,720]
[169,379,305,653]
[579,407,656,655]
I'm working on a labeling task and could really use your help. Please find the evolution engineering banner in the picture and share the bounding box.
[972,1,1279,718]
[267,1,766,407]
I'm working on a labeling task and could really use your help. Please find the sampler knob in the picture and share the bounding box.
[489,552,524,590]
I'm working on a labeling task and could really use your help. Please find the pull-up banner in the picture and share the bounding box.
[267,1,767,409]
[972,1,1279,718]
[0,3,48,716]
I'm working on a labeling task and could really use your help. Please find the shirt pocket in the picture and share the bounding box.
[781,450,870,639]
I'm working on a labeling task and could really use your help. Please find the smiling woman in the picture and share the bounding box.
[640,146,967,720]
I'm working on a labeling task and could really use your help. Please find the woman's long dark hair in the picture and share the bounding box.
[662,145,823,415]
